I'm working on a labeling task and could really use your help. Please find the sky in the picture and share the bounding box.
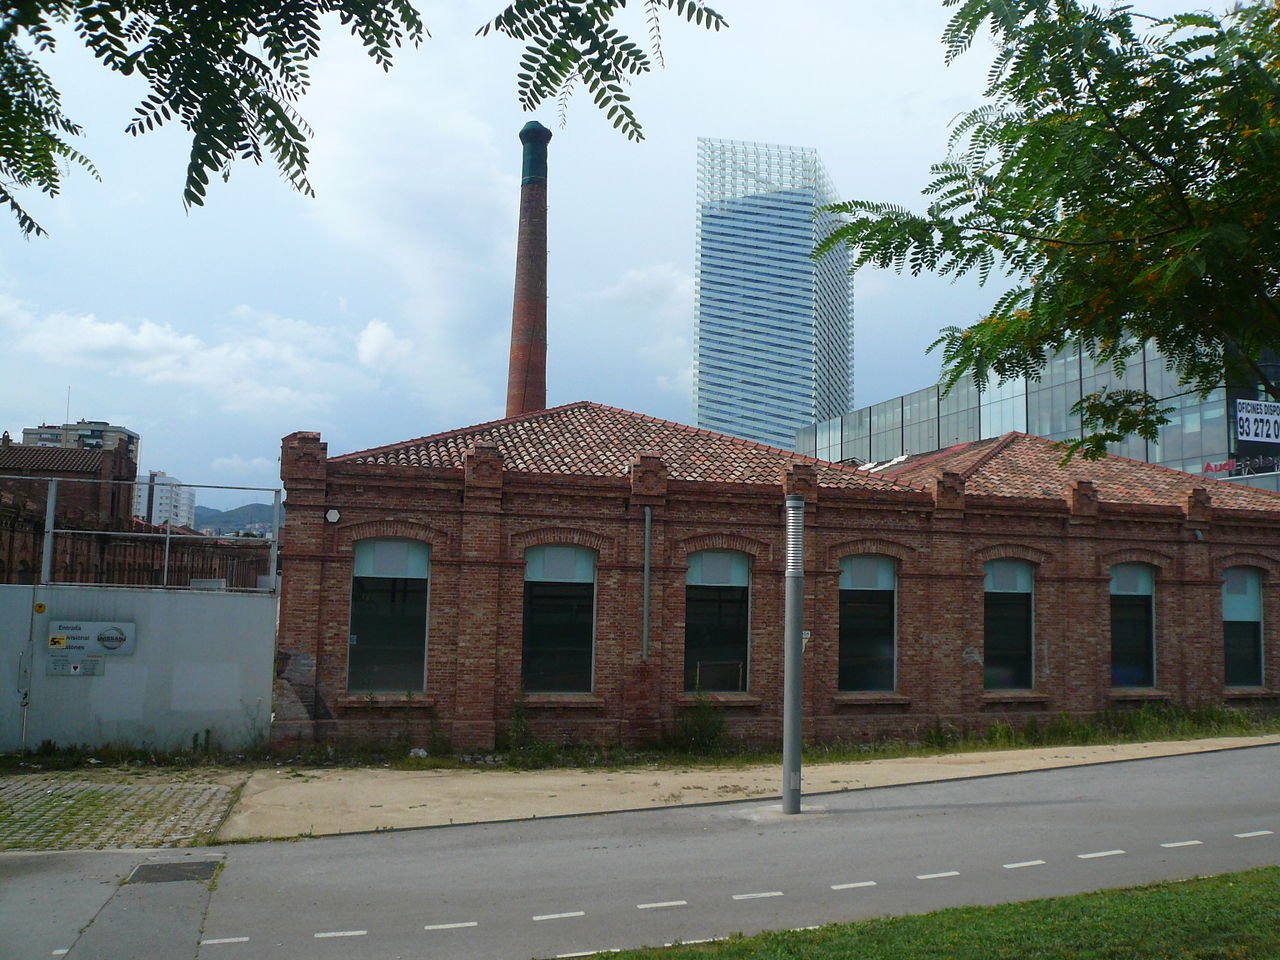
[1,0,1200,508]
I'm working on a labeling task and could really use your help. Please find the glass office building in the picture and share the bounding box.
[694,138,853,449]
[798,342,1280,482]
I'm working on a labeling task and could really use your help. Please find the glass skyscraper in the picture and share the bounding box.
[694,138,853,449]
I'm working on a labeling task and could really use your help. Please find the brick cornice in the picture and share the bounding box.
[673,532,772,564]
[1210,552,1280,579]
[509,526,615,560]
[970,542,1053,566]
[825,537,916,568]
[1097,546,1175,572]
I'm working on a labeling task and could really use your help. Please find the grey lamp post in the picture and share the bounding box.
[782,494,804,814]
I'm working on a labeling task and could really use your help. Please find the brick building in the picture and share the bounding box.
[272,403,1280,750]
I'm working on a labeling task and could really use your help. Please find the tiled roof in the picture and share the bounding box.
[332,402,911,491]
[882,432,1280,511]
[0,443,101,474]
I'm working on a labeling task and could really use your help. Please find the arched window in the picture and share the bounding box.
[523,545,596,693]
[984,559,1034,690]
[685,550,750,692]
[1110,563,1155,687]
[839,555,896,691]
[348,538,430,693]
[1223,567,1263,687]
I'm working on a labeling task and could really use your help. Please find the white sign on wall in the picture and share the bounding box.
[1236,399,1280,444]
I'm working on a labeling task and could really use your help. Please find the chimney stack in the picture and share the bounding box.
[505,120,553,418]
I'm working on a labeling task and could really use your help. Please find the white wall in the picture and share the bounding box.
[0,584,276,752]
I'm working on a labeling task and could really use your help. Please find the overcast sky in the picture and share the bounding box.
[1,0,1200,507]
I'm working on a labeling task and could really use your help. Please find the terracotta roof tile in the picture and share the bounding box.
[883,432,1280,511]
[332,401,910,491]
[0,443,102,474]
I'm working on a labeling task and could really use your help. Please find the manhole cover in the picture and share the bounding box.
[127,860,220,884]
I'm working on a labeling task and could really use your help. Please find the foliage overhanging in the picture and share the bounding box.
[820,0,1280,458]
[0,0,725,237]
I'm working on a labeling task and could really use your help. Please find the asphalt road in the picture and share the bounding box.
[4,745,1278,960]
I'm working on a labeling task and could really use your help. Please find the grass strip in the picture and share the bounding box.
[609,867,1280,960]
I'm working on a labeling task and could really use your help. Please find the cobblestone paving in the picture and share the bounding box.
[0,774,239,850]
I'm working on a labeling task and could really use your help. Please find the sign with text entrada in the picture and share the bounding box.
[1236,399,1280,445]
[46,621,137,677]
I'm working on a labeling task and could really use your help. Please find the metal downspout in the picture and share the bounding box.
[642,506,652,659]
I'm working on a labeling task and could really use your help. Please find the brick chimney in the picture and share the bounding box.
[505,120,552,418]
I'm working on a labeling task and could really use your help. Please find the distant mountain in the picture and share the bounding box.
[194,502,280,532]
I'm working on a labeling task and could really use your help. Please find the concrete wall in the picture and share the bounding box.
[0,584,276,752]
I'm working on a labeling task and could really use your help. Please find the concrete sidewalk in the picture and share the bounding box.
[217,734,1280,842]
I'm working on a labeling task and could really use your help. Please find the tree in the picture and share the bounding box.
[1,0,725,238]
[820,0,1280,457]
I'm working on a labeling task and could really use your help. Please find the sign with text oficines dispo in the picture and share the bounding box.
[46,621,137,677]
[1236,399,1280,445]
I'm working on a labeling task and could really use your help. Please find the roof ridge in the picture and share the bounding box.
[331,400,599,462]
[958,431,1023,480]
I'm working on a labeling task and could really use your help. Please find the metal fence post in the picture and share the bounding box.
[40,479,57,585]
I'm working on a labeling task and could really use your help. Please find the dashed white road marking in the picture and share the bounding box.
[1161,840,1203,848]
[424,921,479,931]
[637,900,688,910]
[663,937,727,947]
[917,871,960,880]
[556,951,620,958]
[533,911,586,922]
[1235,830,1274,838]
[733,891,783,900]
[1003,860,1046,870]
[831,880,877,890]
[200,937,251,945]
[1078,850,1126,860]
[314,930,367,939]
[51,952,69,957]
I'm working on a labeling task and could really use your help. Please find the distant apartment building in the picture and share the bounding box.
[694,138,853,449]
[133,470,196,528]
[22,419,141,462]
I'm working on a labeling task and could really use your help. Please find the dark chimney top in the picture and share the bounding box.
[505,121,552,419]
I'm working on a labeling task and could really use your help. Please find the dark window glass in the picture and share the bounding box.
[522,581,594,692]
[839,590,894,690]
[1111,595,1155,687]
[1225,622,1263,687]
[348,576,427,692]
[685,585,749,691]
[984,593,1032,689]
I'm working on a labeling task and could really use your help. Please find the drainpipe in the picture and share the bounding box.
[642,506,652,659]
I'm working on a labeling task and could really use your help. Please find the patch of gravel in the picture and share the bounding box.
[0,773,239,850]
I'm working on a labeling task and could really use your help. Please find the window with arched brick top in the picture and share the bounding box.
[523,545,596,693]
[1110,563,1155,688]
[685,550,750,692]
[984,559,1034,690]
[838,555,896,691]
[1223,567,1264,687]
[347,539,430,693]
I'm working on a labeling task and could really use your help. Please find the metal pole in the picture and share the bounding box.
[641,505,652,659]
[162,520,172,587]
[269,488,282,594]
[782,494,805,814]
[40,479,57,584]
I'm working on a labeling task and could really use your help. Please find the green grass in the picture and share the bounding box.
[2,703,1277,774]
[607,868,1280,960]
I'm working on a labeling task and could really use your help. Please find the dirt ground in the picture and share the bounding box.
[216,735,1280,841]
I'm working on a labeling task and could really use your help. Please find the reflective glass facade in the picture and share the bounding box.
[796,343,1248,478]
[694,139,853,449]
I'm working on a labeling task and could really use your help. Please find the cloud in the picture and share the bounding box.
[356,319,412,367]
[209,454,276,474]
[0,294,374,416]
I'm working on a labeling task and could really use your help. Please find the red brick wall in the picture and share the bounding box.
[272,436,1280,751]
